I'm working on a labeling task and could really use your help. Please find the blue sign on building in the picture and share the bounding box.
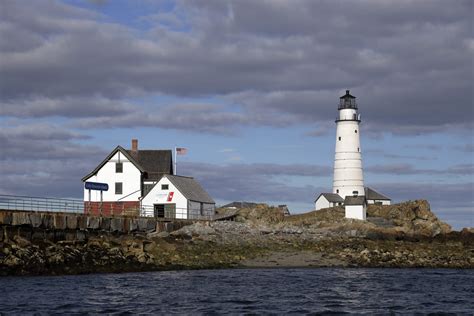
[85,182,109,191]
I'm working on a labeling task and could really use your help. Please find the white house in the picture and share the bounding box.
[314,193,344,210]
[365,187,391,205]
[141,175,215,219]
[315,186,391,211]
[344,195,367,220]
[82,139,173,216]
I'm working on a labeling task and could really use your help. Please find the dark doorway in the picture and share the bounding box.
[154,204,176,218]
[154,204,165,218]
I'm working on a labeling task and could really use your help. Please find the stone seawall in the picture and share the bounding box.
[0,210,213,276]
[0,210,198,243]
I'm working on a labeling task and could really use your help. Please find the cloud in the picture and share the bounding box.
[453,144,474,153]
[0,122,108,197]
[72,103,248,134]
[0,96,133,118]
[373,182,474,209]
[179,161,330,202]
[0,123,106,160]
[364,149,434,161]
[366,163,474,176]
[0,0,471,135]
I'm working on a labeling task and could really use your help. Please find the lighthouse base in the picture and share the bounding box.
[345,204,366,220]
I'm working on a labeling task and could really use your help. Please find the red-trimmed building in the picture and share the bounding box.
[82,139,173,216]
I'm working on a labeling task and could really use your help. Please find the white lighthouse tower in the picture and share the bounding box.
[314,90,390,219]
[333,90,365,199]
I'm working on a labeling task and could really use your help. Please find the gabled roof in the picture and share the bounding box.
[82,146,144,182]
[126,150,173,181]
[365,187,391,201]
[82,146,173,182]
[344,196,367,205]
[315,193,343,203]
[165,175,215,204]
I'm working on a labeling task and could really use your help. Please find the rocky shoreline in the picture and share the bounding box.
[1,200,473,276]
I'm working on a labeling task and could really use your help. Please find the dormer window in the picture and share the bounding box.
[116,162,123,173]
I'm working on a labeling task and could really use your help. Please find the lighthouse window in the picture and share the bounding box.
[336,189,339,193]
[355,130,358,133]
[338,137,341,141]
[358,147,360,152]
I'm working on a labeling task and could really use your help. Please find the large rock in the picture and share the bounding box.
[53,215,67,230]
[12,213,30,226]
[0,212,12,225]
[367,200,451,236]
[66,215,77,230]
[171,222,217,238]
[29,214,42,228]
[110,218,123,233]
[87,217,100,230]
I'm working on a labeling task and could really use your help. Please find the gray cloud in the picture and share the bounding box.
[0,96,133,118]
[453,144,474,153]
[373,182,473,209]
[364,149,434,161]
[0,0,471,135]
[72,103,248,134]
[0,123,106,160]
[366,163,474,176]
[180,162,330,203]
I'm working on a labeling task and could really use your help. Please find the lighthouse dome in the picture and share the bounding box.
[339,90,357,110]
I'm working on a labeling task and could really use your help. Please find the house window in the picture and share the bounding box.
[116,162,123,173]
[144,184,154,196]
[115,182,123,195]
[338,137,341,141]
[161,184,169,190]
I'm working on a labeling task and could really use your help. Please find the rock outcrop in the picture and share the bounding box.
[0,200,472,276]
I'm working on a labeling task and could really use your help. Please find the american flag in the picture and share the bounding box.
[176,147,187,155]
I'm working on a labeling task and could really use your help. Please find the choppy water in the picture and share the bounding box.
[0,268,473,314]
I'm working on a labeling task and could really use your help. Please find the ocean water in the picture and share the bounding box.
[0,268,473,314]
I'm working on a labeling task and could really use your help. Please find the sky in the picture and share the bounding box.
[0,0,472,229]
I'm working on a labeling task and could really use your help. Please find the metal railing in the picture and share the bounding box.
[140,204,214,221]
[0,195,216,220]
[0,194,83,213]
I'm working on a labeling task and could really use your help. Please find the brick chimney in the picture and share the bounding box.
[131,139,138,153]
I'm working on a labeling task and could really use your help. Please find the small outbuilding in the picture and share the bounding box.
[344,196,367,220]
[365,187,391,205]
[141,175,215,219]
[315,193,344,210]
